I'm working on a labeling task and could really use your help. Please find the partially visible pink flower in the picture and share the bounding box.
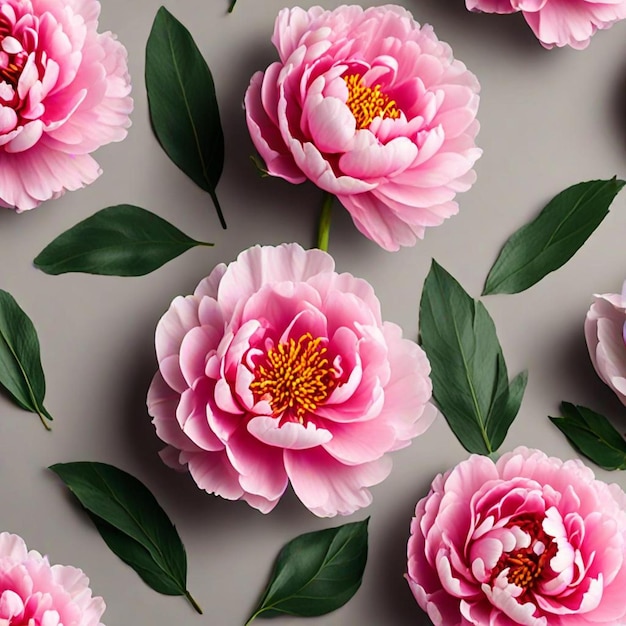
[147,243,436,517]
[0,531,106,625]
[585,286,626,405]
[466,0,626,49]
[0,0,133,211]
[406,447,626,626]
[244,5,481,251]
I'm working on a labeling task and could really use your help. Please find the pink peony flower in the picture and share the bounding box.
[466,0,626,49]
[584,285,626,405]
[406,447,626,626]
[0,0,133,211]
[244,5,481,251]
[147,243,435,517]
[0,531,106,625]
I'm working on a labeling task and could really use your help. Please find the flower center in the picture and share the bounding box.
[249,333,337,421]
[491,518,556,593]
[499,549,544,589]
[343,73,400,129]
[0,54,25,87]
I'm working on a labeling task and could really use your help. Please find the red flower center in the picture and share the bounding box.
[343,73,400,129]
[249,333,338,421]
[490,517,557,594]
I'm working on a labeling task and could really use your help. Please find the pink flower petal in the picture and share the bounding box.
[248,416,333,449]
[285,447,392,517]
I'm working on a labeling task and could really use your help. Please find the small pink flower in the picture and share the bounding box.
[0,531,106,625]
[244,5,481,251]
[585,285,626,405]
[406,447,626,626]
[0,0,133,211]
[466,0,626,49]
[147,243,435,517]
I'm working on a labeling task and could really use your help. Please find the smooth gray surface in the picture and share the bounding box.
[1,1,626,625]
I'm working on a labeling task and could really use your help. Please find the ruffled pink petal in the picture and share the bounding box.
[217,244,334,318]
[285,447,392,516]
[187,450,245,501]
[338,191,424,251]
[248,416,332,449]
[226,427,289,502]
[467,0,524,10]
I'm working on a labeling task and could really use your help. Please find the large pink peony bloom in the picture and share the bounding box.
[244,5,481,251]
[406,447,626,626]
[147,243,435,517]
[0,531,106,625]
[0,0,133,211]
[466,0,626,49]
[585,286,626,405]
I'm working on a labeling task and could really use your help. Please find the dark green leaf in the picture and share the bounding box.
[34,205,211,277]
[90,515,183,595]
[483,178,625,295]
[419,260,525,455]
[247,519,368,623]
[228,0,237,12]
[146,7,226,228]
[486,367,528,452]
[550,402,626,470]
[49,462,202,613]
[0,290,52,429]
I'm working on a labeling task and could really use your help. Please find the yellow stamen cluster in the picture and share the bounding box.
[343,73,400,129]
[504,552,543,589]
[0,62,21,86]
[250,333,337,421]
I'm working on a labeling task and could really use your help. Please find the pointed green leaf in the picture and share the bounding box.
[549,402,626,470]
[419,260,525,455]
[49,462,202,613]
[146,7,226,228]
[90,515,183,595]
[486,367,528,452]
[34,205,212,277]
[228,0,237,12]
[483,178,626,295]
[247,519,369,623]
[0,290,52,429]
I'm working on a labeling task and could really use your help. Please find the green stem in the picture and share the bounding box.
[37,411,52,431]
[316,192,334,252]
[185,590,203,614]
[488,450,501,462]
[210,191,227,230]
[244,611,262,626]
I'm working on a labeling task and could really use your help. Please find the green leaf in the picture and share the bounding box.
[34,205,212,277]
[419,260,525,455]
[486,367,528,452]
[483,178,626,295]
[146,7,226,228]
[228,0,237,12]
[549,402,626,471]
[0,290,52,429]
[246,519,369,623]
[49,462,202,613]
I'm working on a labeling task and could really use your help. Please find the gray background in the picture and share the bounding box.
[1,0,626,624]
